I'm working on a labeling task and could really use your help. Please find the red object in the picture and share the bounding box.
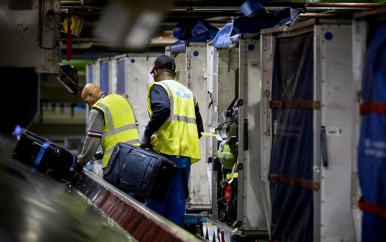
[360,102,386,115]
[66,16,72,61]
[224,183,232,202]
[358,199,386,219]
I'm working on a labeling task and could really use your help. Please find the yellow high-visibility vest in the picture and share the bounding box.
[147,80,201,163]
[94,94,140,167]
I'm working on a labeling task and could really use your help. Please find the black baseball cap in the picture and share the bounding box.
[150,55,176,74]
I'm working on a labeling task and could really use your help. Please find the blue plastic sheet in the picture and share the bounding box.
[213,5,302,49]
[169,20,219,53]
[169,40,187,53]
[269,31,314,242]
[358,21,386,242]
[240,0,264,16]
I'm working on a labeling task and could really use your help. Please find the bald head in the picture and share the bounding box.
[82,83,104,108]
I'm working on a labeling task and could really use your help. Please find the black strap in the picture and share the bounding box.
[180,168,189,199]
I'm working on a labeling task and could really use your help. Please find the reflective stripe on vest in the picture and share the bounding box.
[97,102,138,136]
[148,80,201,163]
[161,83,198,125]
[94,94,139,167]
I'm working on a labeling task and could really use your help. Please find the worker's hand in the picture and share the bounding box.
[73,162,84,174]
[94,151,103,160]
[140,135,153,149]
[66,161,83,183]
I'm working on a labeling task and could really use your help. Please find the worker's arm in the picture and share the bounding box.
[141,85,170,147]
[76,108,104,170]
[195,102,204,138]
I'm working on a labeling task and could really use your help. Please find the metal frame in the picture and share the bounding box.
[260,28,275,238]
[207,34,269,240]
[36,0,61,73]
[0,0,62,73]
[207,42,220,220]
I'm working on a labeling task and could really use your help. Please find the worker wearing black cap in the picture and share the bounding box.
[140,54,204,228]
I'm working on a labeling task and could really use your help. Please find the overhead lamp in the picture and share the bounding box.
[93,0,175,49]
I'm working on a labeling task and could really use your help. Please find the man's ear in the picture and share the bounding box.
[153,69,158,79]
[89,92,94,101]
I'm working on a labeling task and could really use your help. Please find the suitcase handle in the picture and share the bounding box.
[32,141,61,157]
[32,141,52,166]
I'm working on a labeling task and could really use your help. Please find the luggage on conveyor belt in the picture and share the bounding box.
[12,130,76,180]
[103,142,178,202]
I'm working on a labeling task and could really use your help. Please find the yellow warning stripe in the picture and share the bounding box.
[201,132,217,137]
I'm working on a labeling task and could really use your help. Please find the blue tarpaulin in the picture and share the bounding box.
[213,0,302,48]
[269,31,314,242]
[169,20,219,53]
[358,21,386,242]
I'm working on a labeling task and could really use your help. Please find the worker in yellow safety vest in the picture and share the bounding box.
[75,83,140,171]
[140,55,204,228]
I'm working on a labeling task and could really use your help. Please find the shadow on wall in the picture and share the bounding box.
[0,67,39,134]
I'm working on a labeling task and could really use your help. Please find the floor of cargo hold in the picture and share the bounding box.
[0,132,136,242]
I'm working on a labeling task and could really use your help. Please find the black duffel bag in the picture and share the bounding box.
[103,142,178,202]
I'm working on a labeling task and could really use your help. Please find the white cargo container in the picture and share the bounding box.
[260,19,356,242]
[206,34,270,241]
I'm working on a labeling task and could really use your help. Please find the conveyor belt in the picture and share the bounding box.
[72,169,202,242]
[0,132,202,242]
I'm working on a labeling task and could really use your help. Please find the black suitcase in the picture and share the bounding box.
[12,130,77,180]
[103,142,178,202]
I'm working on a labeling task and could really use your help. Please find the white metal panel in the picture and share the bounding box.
[109,58,117,94]
[86,63,93,84]
[172,52,187,86]
[207,43,220,220]
[317,24,356,242]
[124,55,159,137]
[260,33,275,236]
[206,43,218,206]
[351,17,369,242]
[218,48,239,112]
[92,61,101,87]
[206,42,236,240]
[313,24,323,242]
[209,46,239,224]
[207,35,269,239]
[238,38,268,230]
[186,43,211,210]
